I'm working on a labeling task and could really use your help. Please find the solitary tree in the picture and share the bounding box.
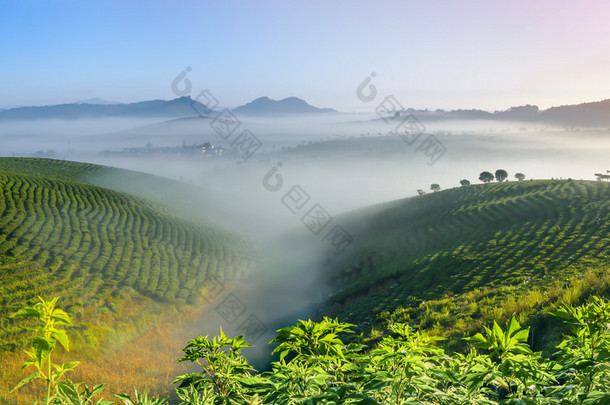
[515,173,525,181]
[595,173,610,181]
[460,179,471,187]
[495,169,508,182]
[479,171,494,183]
[417,189,426,196]
[430,184,441,192]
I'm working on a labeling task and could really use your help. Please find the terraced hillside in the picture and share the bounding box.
[0,157,204,211]
[324,179,610,343]
[0,158,254,350]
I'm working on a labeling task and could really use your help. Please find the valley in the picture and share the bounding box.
[1,98,610,404]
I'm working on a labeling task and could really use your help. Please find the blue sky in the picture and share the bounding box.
[2,0,610,111]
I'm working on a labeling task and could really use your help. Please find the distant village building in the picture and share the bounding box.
[101,142,224,157]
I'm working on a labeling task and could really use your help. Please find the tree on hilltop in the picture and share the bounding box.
[495,169,508,182]
[479,171,494,183]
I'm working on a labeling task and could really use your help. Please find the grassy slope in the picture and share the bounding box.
[0,158,254,351]
[0,157,205,213]
[323,179,610,348]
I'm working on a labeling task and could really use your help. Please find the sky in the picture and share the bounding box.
[1,0,610,112]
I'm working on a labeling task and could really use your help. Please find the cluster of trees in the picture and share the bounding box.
[12,295,610,404]
[419,170,526,195]
[461,170,525,188]
[423,170,610,195]
[475,170,525,184]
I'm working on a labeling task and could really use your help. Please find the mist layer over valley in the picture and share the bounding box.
[1,104,609,363]
[2,109,608,228]
[0,93,609,405]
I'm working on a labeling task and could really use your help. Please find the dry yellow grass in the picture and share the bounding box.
[0,304,210,404]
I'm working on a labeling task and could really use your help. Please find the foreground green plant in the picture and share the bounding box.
[11,296,80,405]
[55,381,112,405]
[173,328,260,403]
[549,296,610,403]
[115,389,168,405]
[10,294,610,404]
[11,296,109,405]
[464,316,556,401]
[170,296,610,404]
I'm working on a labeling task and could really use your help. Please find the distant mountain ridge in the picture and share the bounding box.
[391,99,610,127]
[233,96,338,115]
[2,96,610,126]
[0,97,211,120]
[0,96,335,120]
[537,99,610,126]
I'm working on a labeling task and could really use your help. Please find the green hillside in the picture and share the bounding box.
[0,157,207,213]
[323,179,610,345]
[0,158,254,350]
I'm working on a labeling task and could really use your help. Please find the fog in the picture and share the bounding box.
[1,113,609,365]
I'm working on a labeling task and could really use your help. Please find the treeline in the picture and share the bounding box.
[421,169,524,194]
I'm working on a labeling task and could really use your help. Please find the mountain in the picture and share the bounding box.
[0,97,212,120]
[75,97,122,105]
[388,99,610,127]
[4,95,610,126]
[233,96,338,115]
[537,99,610,126]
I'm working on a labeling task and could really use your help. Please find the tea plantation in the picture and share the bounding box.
[0,158,254,350]
[324,179,610,344]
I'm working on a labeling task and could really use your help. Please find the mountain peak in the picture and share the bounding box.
[233,96,337,115]
[75,97,122,105]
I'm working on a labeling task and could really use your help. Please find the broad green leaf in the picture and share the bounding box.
[114,393,135,404]
[506,316,521,337]
[10,372,40,392]
[86,383,106,398]
[492,321,505,344]
[499,398,539,405]
[53,328,70,351]
[11,307,42,319]
[53,361,80,378]
[513,328,529,343]
[32,336,54,368]
[464,333,487,346]
[51,309,73,326]
[55,380,83,405]
[583,391,610,405]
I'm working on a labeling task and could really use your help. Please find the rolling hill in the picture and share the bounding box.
[0,158,254,351]
[321,179,610,347]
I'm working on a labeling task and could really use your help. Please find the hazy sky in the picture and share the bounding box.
[2,0,610,112]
